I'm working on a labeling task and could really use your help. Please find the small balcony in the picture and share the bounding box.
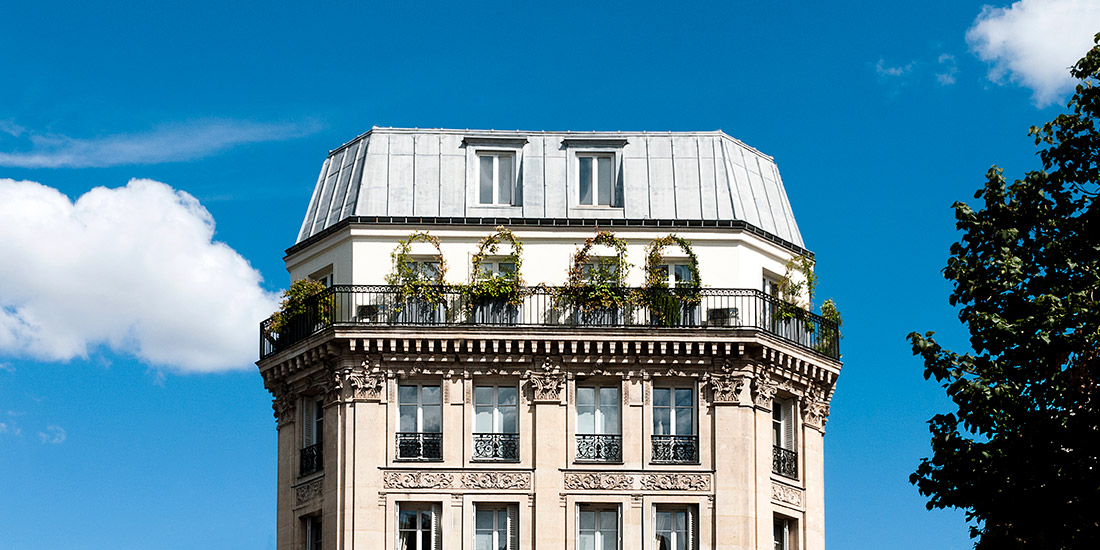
[396,432,443,461]
[259,286,841,360]
[651,435,699,464]
[575,434,622,462]
[472,433,520,461]
[300,442,323,476]
[772,445,798,479]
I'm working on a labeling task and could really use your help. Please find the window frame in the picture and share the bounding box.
[575,151,619,207]
[474,384,519,435]
[577,503,621,550]
[576,384,622,436]
[655,263,695,287]
[474,503,519,550]
[397,502,442,550]
[477,150,518,206]
[398,383,443,434]
[652,385,696,437]
[305,515,322,550]
[654,505,697,550]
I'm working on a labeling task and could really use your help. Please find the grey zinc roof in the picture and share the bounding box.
[297,127,804,247]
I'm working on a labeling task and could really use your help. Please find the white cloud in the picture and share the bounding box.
[37,425,66,444]
[967,0,1100,107]
[0,119,319,168]
[936,53,959,86]
[0,361,13,373]
[0,178,281,372]
[876,59,915,78]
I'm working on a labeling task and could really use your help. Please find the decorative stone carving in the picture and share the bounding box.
[294,478,323,505]
[461,472,531,490]
[771,482,804,507]
[272,392,298,425]
[528,356,565,403]
[710,374,746,403]
[753,376,778,410]
[383,472,454,489]
[347,370,385,401]
[563,473,633,491]
[640,474,712,491]
[801,388,831,431]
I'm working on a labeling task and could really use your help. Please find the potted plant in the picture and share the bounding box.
[639,235,701,327]
[463,227,524,325]
[557,231,631,326]
[265,278,332,348]
[386,231,449,324]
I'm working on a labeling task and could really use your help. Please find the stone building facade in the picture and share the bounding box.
[257,128,842,550]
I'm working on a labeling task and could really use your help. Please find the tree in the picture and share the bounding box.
[908,35,1100,549]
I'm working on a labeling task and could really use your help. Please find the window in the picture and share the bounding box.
[655,264,694,287]
[311,266,333,288]
[397,384,443,460]
[406,260,442,282]
[772,399,797,478]
[655,506,697,550]
[652,387,698,463]
[577,153,616,206]
[305,515,322,550]
[479,152,516,205]
[475,504,518,550]
[473,385,519,461]
[301,397,324,475]
[398,503,441,550]
[576,385,622,461]
[773,517,793,550]
[475,261,516,281]
[578,504,619,550]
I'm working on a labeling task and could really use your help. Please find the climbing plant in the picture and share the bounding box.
[558,231,631,312]
[773,254,843,349]
[267,278,332,338]
[386,231,448,305]
[464,227,525,307]
[640,235,702,325]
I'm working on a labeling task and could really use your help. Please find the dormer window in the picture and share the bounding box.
[577,153,615,206]
[478,152,516,205]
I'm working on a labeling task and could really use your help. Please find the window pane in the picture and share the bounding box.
[676,408,693,435]
[476,509,493,530]
[475,386,494,406]
[498,154,513,204]
[480,156,494,204]
[675,264,692,284]
[501,405,517,433]
[602,405,620,434]
[422,386,441,404]
[599,510,617,532]
[579,510,595,530]
[675,389,693,407]
[653,407,670,435]
[656,511,671,531]
[656,534,672,550]
[577,407,595,434]
[475,406,493,433]
[578,533,595,550]
[597,156,612,205]
[602,532,618,550]
[673,510,686,530]
[399,405,417,432]
[498,386,517,405]
[422,404,442,432]
[599,387,619,407]
[400,510,418,530]
[399,385,417,404]
[653,388,670,407]
[498,262,516,276]
[577,387,595,406]
[579,157,593,205]
[475,533,492,550]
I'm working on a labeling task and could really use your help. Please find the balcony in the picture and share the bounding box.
[575,434,622,462]
[651,435,699,464]
[472,433,520,461]
[259,286,841,360]
[300,442,322,476]
[396,432,443,461]
[772,445,798,479]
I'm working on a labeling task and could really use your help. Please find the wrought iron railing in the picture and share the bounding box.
[300,442,322,476]
[773,445,798,479]
[651,435,699,464]
[259,286,840,360]
[396,432,443,461]
[575,434,623,462]
[472,433,520,461]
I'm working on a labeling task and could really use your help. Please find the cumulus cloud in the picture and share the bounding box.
[38,425,66,444]
[967,0,1100,107]
[0,119,319,168]
[0,178,281,372]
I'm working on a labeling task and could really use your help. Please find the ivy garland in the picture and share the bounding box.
[641,235,702,325]
[558,230,632,312]
[266,278,331,338]
[464,227,525,307]
[386,230,448,305]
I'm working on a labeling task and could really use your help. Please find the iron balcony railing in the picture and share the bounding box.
[575,434,623,462]
[396,432,443,461]
[259,285,840,360]
[773,445,798,479]
[300,442,322,476]
[651,435,699,464]
[472,433,520,461]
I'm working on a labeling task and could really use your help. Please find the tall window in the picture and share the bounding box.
[301,397,324,475]
[398,503,441,550]
[397,384,443,460]
[773,517,791,550]
[475,504,518,550]
[479,152,516,205]
[655,506,696,550]
[474,385,519,461]
[578,505,619,550]
[577,154,615,206]
[652,387,698,463]
[576,385,622,462]
[305,515,322,550]
[772,398,797,478]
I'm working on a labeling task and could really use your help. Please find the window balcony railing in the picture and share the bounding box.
[472,433,520,461]
[260,286,841,361]
[651,435,699,464]
[772,445,798,479]
[575,434,622,462]
[396,432,443,461]
[300,442,323,476]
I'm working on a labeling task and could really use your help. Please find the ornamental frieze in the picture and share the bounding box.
[461,472,531,490]
[294,478,323,506]
[383,471,454,489]
[640,473,712,491]
[771,482,804,508]
[564,473,633,491]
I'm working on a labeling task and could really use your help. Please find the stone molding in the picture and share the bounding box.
[294,478,323,507]
[563,472,712,492]
[771,481,804,508]
[461,472,532,490]
[383,471,454,489]
[381,470,533,490]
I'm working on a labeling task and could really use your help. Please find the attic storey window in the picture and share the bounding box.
[578,153,615,206]
[479,152,516,205]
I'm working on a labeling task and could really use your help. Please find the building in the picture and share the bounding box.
[257,127,842,550]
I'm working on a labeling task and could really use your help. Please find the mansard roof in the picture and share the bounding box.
[297,127,805,247]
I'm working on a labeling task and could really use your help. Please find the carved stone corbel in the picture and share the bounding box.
[272,388,299,427]
[527,356,565,403]
[752,375,779,411]
[709,373,748,404]
[801,387,831,432]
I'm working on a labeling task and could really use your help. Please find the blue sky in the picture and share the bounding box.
[2,1,1098,549]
